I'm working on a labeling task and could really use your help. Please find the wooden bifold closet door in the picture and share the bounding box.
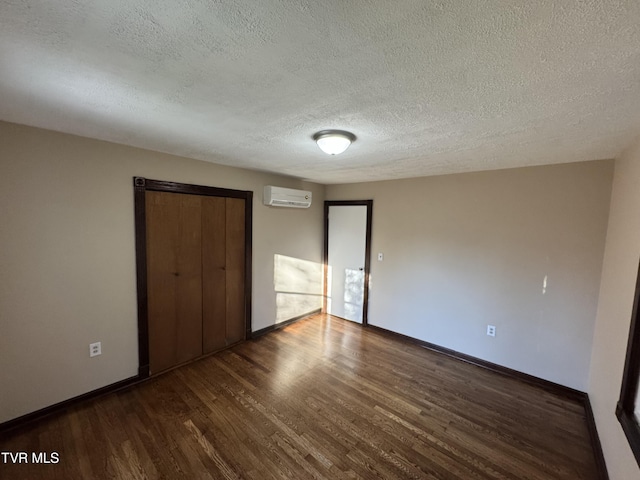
[146,191,245,375]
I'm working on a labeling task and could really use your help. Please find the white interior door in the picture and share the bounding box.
[327,205,368,323]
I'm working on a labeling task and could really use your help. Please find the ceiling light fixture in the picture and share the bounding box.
[313,130,356,155]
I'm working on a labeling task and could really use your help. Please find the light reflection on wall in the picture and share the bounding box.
[326,264,332,313]
[274,254,323,323]
[326,266,369,323]
[343,267,364,320]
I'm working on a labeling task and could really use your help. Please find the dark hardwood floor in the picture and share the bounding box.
[1,314,599,479]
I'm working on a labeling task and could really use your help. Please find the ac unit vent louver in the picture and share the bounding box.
[263,186,312,208]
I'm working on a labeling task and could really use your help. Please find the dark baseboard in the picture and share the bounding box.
[365,323,609,478]
[252,309,322,338]
[0,375,141,435]
[583,394,610,480]
[139,364,150,377]
[1,314,287,436]
[1,315,610,480]
[366,323,584,400]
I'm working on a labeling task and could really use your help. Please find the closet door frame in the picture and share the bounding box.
[133,177,253,378]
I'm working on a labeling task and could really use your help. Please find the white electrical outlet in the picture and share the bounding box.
[487,325,496,337]
[89,342,102,357]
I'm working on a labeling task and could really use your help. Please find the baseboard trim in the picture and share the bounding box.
[1,317,610,480]
[0,375,141,434]
[582,394,610,479]
[1,320,274,435]
[366,324,584,400]
[366,323,609,478]
[252,309,322,338]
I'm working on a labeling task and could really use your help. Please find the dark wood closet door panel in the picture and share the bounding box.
[225,197,246,345]
[146,191,179,374]
[146,191,203,374]
[201,196,227,354]
[174,193,203,366]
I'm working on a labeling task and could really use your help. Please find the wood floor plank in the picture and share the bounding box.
[0,314,600,479]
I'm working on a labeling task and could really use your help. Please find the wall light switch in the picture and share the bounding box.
[378,253,384,261]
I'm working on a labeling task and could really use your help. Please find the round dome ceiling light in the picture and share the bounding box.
[313,130,356,155]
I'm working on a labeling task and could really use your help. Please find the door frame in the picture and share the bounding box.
[133,177,253,378]
[323,200,373,326]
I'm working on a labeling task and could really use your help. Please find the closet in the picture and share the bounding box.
[134,178,251,377]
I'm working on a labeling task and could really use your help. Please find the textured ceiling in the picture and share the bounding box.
[1,1,640,184]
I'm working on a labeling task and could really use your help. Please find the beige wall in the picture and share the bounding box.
[589,136,640,479]
[0,121,324,423]
[327,161,613,391]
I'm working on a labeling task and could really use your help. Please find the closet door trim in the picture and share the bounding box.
[133,177,253,378]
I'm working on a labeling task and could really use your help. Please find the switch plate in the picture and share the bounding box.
[487,325,496,337]
[378,253,384,261]
[89,342,102,357]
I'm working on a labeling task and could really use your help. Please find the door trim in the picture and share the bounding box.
[133,177,253,378]
[323,200,373,326]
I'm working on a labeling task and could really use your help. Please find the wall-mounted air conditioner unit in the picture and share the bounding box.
[263,186,312,208]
